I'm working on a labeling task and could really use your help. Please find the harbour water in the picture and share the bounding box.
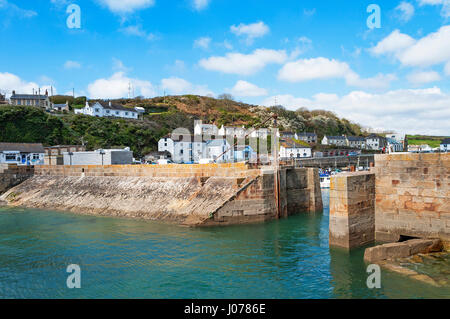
[0,190,448,299]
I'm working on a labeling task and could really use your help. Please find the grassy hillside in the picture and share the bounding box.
[406,135,446,148]
[0,95,366,157]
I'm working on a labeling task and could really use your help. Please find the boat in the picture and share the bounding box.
[319,172,331,188]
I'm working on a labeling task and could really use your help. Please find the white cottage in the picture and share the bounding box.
[158,134,207,164]
[279,139,311,159]
[0,143,45,165]
[75,101,138,119]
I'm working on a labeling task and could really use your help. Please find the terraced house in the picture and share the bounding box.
[10,90,51,109]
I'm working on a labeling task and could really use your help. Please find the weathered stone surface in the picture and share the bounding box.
[375,153,449,243]
[364,238,443,262]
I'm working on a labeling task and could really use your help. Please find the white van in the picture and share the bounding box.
[199,158,214,164]
[157,159,172,165]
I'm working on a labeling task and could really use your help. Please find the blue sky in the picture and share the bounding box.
[1,0,450,135]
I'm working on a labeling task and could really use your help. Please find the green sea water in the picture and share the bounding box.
[0,190,448,299]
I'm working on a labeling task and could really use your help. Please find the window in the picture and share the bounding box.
[32,154,40,160]
[106,110,110,114]
[116,111,119,115]
[17,100,21,105]
[95,108,99,112]
[125,112,128,115]
[5,154,16,161]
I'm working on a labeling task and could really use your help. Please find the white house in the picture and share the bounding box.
[75,101,138,119]
[386,133,406,150]
[206,139,233,162]
[0,143,45,165]
[279,139,312,159]
[386,138,403,153]
[194,120,218,136]
[158,135,207,163]
[218,125,247,138]
[346,136,366,149]
[321,136,347,147]
[297,132,318,144]
[234,145,257,162]
[365,134,386,151]
[440,138,450,152]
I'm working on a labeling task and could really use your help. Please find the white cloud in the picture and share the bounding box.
[398,25,450,67]
[193,37,211,49]
[371,25,450,68]
[119,25,156,40]
[407,70,441,84]
[369,29,416,56]
[278,57,396,89]
[192,0,210,11]
[64,60,81,69]
[303,8,316,16]
[88,72,156,99]
[262,87,450,135]
[161,77,213,96]
[417,0,450,18]
[229,80,268,97]
[112,58,132,72]
[199,49,287,75]
[445,61,450,75]
[0,0,37,18]
[0,72,54,97]
[395,2,415,21]
[230,21,269,45]
[97,0,155,14]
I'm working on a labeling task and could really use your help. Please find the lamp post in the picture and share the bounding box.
[99,149,106,166]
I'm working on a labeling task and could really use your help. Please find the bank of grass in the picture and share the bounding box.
[407,135,445,148]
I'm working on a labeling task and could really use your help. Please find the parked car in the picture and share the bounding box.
[157,159,173,165]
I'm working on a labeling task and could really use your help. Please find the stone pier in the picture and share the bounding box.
[0,164,34,195]
[329,153,450,249]
[329,171,375,249]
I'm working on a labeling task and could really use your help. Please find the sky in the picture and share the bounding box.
[0,0,450,135]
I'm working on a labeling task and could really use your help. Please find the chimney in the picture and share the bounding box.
[45,89,48,96]
[12,90,16,96]
[109,101,112,107]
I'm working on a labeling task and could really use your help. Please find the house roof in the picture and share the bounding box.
[280,138,311,149]
[366,133,383,139]
[441,138,450,144]
[347,136,365,141]
[0,142,45,153]
[325,136,346,140]
[206,139,230,147]
[11,94,48,100]
[297,132,317,137]
[96,101,137,112]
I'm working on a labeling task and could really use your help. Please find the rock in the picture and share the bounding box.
[426,239,443,253]
[364,238,444,263]
[410,274,440,287]
[405,239,434,255]
[383,262,418,276]
[0,200,6,207]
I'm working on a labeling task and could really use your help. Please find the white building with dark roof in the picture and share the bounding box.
[321,135,347,147]
[0,143,45,165]
[74,101,138,119]
[440,138,450,152]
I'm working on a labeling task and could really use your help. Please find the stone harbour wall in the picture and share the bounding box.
[1,163,322,226]
[373,153,449,242]
[0,164,34,196]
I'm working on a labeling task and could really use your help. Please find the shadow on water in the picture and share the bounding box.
[0,190,449,298]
